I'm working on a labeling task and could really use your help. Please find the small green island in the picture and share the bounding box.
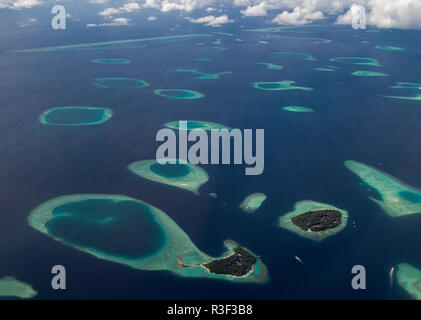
[278,200,348,241]
[291,209,341,232]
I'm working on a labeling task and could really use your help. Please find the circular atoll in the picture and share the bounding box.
[93,59,130,64]
[153,89,204,99]
[0,277,37,299]
[258,62,284,70]
[239,193,267,213]
[39,106,113,126]
[128,159,209,195]
[282,106,314,113]
[252,80,313,91]
[164,120,231,131]
[329,57,380,66]
[28,194,268,283]
[91,77,149,89]
[352,71,389,77]
[278,200,348,241]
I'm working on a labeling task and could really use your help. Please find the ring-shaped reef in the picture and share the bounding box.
[39,107,113,126]
[164,120,231,131]
[28,195,268,283]
[278,200,348,241]
[154,89,204,99]
[396,263,421,300]
[239,193,267,213]
[381,82,421,101]
[252,80,313,91]
[352,71,389,77]
[175,69,232,80]
[258,62,284,70]
[345,160,421,217]
[128,159,209,195]
[282,106,314,113]
[329,57,381,66]
[93,59,130,64]
[91,77,149,89]
[375,46,404,51]
[0,277,37,299]
[273,51,316,61]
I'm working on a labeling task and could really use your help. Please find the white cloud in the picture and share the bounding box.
[187,14,233,27]
[272,6,324,25]
[87,17,131,27]
[99,7,121,16]
[89,0,108,4]
[0,0,41,9]
[98,2,140,17]
[240,1,267,16]
[18,17,37,27]
[147,15,157,20]
[206,7,215,12]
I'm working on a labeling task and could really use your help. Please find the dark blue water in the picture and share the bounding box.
[1,21,421,299]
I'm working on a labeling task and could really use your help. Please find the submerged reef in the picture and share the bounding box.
[258,62,284,70]
[28,195,268,283]
[330,57,381,66]
[154,89,204,99]
[396,263,421,300]
[0,277,37,299]
[239,193,267,213]
[282,106,314,113]
[278,201,348,241]
[128,159,209,195]
[273,51,316,61]
[375,46,404,51]
[345,160,421,217]
[91,77,149,89]
[164,120,231,131]
[175,69,232,79]
[39,107,113,126]
[93,59,130,64]
[352,71,389,77]
[314,67,335,72]
[252,80,313,91]
[381,82,421,101]
[15,34,212,52]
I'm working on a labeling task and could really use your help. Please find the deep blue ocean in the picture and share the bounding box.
[1,10,421,299]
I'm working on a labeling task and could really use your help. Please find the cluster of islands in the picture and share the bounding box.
[3,30,421,300]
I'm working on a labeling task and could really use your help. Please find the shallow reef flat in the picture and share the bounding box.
[28,195,268,283]
[0,277,37,299]
[314,67,335,72]
[272,51,316,61]
[91,77,149,89]
[282,106,314,113]
[39,106,113,126]
[381,82,421,101]
[154,89,204,99]
[278,200,348,241]
[93,59,130,64]
[375,46,404,51]
[239,193,267,213]
[345,160,421,217]
[175,69,232,79]
[14,34,212,52]
[352,71,389,77]
[128,159,209,195]
[330,57,381,66]
[252,80,313,91]
[396,263,421,300]
[164,120,231,131]
[258,62,284,70]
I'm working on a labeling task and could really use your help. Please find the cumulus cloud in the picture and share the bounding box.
[89,0,108,4]
[147,15,157,20]
[187,14,233,27]
[240,1,268,17]
[272,6,325,25]
[0,0,42,9]
[98,2,140,17]
[87,17,131,27]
